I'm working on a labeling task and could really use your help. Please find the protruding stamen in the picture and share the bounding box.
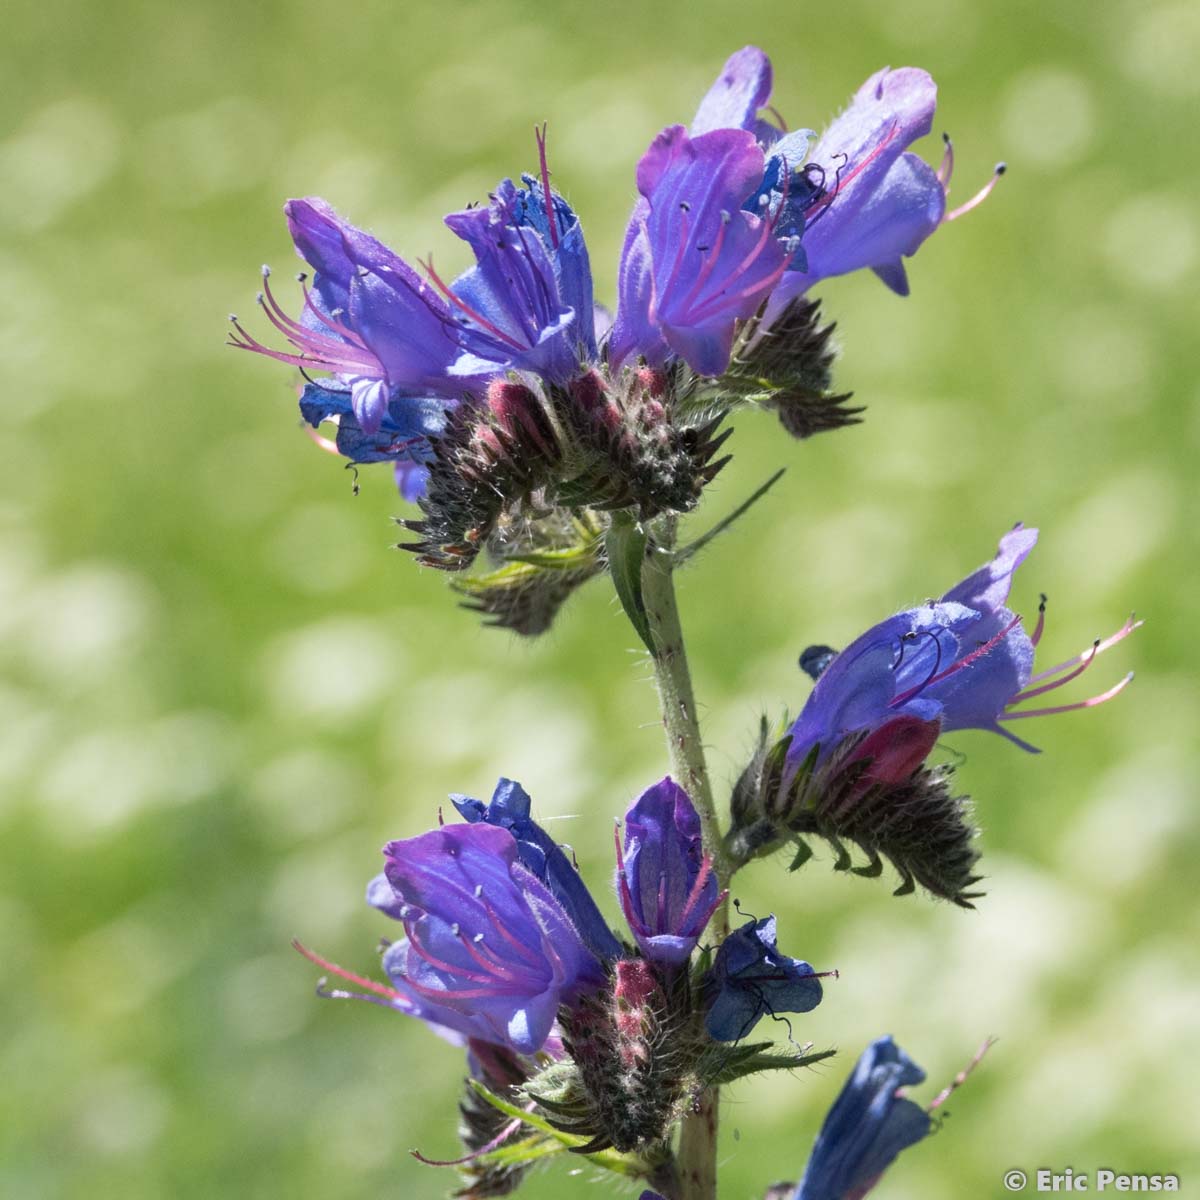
[927,1037,995,1114]
[1026,614,1142,685]
[937,132,955,188]
[1000,671,1134,720]
[535,122,559,250]
[1031,593,1048,647]
[1012,639,1100,703]
[420,256,528,351]
[291,938,404,1002]
[945,163,1006,222]
[411,1116,526,1166]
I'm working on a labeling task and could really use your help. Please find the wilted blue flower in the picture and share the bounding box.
[703,915,823,1042]
[788,524,1138,770]
[369,822,605,1054]
[452,777,624,962]
[793,1036,931,1200]
[615,776,723,965]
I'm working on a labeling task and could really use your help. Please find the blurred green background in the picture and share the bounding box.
[3,0,1198,1196]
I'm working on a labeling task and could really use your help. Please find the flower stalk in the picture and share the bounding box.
[640,519,731,1200]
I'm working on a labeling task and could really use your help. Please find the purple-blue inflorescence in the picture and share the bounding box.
[371,822,605,1054]
[787,524,1139,774]
[792,1036,932,1200]
[452,776,625,963]
[614,776,724,966]
[703,915,825,1042]
[233,44,998,505]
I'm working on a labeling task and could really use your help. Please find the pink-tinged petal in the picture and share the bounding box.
[612,125,786,376]
[784,151,947,298]
[942,524,1039,612]
[692,46,774,135]
[813,67,938,188]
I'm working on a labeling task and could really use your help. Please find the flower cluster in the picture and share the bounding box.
[729,525,1138,904]
[300,776,832,1169]
[232,46,1000,635]
[262,40,1137,1200]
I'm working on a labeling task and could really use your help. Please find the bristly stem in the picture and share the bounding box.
[640,516,731,1200]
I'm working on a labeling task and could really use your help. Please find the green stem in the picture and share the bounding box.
[640,520,730,1200]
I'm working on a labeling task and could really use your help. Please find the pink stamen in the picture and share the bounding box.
[297,276,372,350]
[403,929,506,986]
[291,939,404,1002]
[304,426,341,456]
[687,207,780,322]
[479,894,545,969]
[676,210,730,316]
[657,207,694,318]
[676,855,720,930]
[1011,639,1099,704]
[890,614,1023,708]
[936,133,955,189]
[613,823,651,939]
[535,123,559,250]
[452,928,526,984]
[261,267,376,362]
[402,976,512,1002]
[1026,615,1142,685]
[927,1037,995,1114]
[421,257,528,351]
[1000,672,1134,720]
[1030,594,1048,647]
[412,1116,526,1166]
[945,163,1006,222]
[806,122,901,216]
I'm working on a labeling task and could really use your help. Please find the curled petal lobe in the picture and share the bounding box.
[704,916,823,1042]
[692,45,774,135]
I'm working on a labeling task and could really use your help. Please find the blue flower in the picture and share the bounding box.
[703,915,823,1042]
[615,776,723,966]
[608,123,789,377]
[687,48,1004,307]
[788,524,1138,770]
[232,149,597,496]
[793,1036,932,1200]
[369,822,606,1054]
[452,777,624,963]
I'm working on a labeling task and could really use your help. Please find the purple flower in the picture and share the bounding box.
[615,776,723,965]
[369,822,605,1054]
[788,524,1138,769]
[793,1036,931,1200]
[608,124,789,377]
[452,777,624,962]
[231,143,597,495]
[703,915,824,1042]
[769,66,948,300]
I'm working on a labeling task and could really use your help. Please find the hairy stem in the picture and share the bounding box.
[640,520,731,1200]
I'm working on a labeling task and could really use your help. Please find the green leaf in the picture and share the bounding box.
[606,511,655,653]
[675,468,786,564]
[466,1080,650,1178]
[698,1043,837,1087]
